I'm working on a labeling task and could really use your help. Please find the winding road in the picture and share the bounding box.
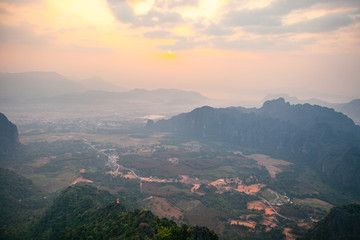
[258,196,292,220]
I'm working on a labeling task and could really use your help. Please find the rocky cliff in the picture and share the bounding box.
[150,99,360,194]
[0,112,19,154]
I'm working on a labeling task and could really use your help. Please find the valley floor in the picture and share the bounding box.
[1,113,355,240]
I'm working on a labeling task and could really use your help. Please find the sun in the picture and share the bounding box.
[163,50,176,59]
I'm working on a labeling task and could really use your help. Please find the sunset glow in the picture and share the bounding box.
[0,0,359,102]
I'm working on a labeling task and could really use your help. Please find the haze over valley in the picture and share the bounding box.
[1,83,360,239]
[1,0,360,239]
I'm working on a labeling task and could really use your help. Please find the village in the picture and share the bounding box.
[97,147,303,236]
[61,136,324,240]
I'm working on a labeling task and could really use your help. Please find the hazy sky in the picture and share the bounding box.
[0,0,359,102]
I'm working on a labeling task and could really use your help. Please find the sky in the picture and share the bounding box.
[0,0,359,103]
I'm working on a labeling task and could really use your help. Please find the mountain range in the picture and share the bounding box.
[1,72,358,124]
[78,76,124,92]
[0,72,207,103]
[263,93,360,124]
[0,72,85,100]
[0,72,210,117]
[37,88,208,106]
[150,98,360,194]
[0,72,126,99]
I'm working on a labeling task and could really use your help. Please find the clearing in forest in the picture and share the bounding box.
[143,197,183,221]
[247,154,291,178]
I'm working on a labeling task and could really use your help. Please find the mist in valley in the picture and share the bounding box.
[1,0,360,239]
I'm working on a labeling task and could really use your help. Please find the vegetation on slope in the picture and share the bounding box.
[28,185,218,240]
[300,203,360,240]
[0,167,48,240]
[152,98,360,195]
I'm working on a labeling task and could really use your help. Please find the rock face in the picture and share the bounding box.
[0,112,19,154]
[301,204,360,240]
[262,94,360,125]
[151,99,360,194]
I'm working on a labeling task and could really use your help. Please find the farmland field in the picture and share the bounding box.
[1,115,356,240]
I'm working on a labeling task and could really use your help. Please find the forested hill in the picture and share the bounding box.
[0,112,19,154]
[28,185,218,240]
[300,203,360,240]
[0,167,46,240]
[150,98,360,194]
[1,170,218,240]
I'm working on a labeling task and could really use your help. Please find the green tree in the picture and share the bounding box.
[156,226,173,240]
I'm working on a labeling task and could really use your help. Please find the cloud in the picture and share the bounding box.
[0,0,39,2]
[149,0,198,9]
[251,0,359,16]
[139,9,183,27]
[221,9,281,27]
[0,0,41,5]
[143,29,174,39]
[165,0,199,8]
[106,0,135,23]
[220,1,309,28]
[0,23,53,45]
[203,23,234,36]
[220,0,359,27]
[106,0,183,27]
[289,12,354,33]
[66,44,112,54]
[105,0,360,51]
[245,12,355,34]
[211,36,307,51]
[0,6,9,14]
[158,37,206,50]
